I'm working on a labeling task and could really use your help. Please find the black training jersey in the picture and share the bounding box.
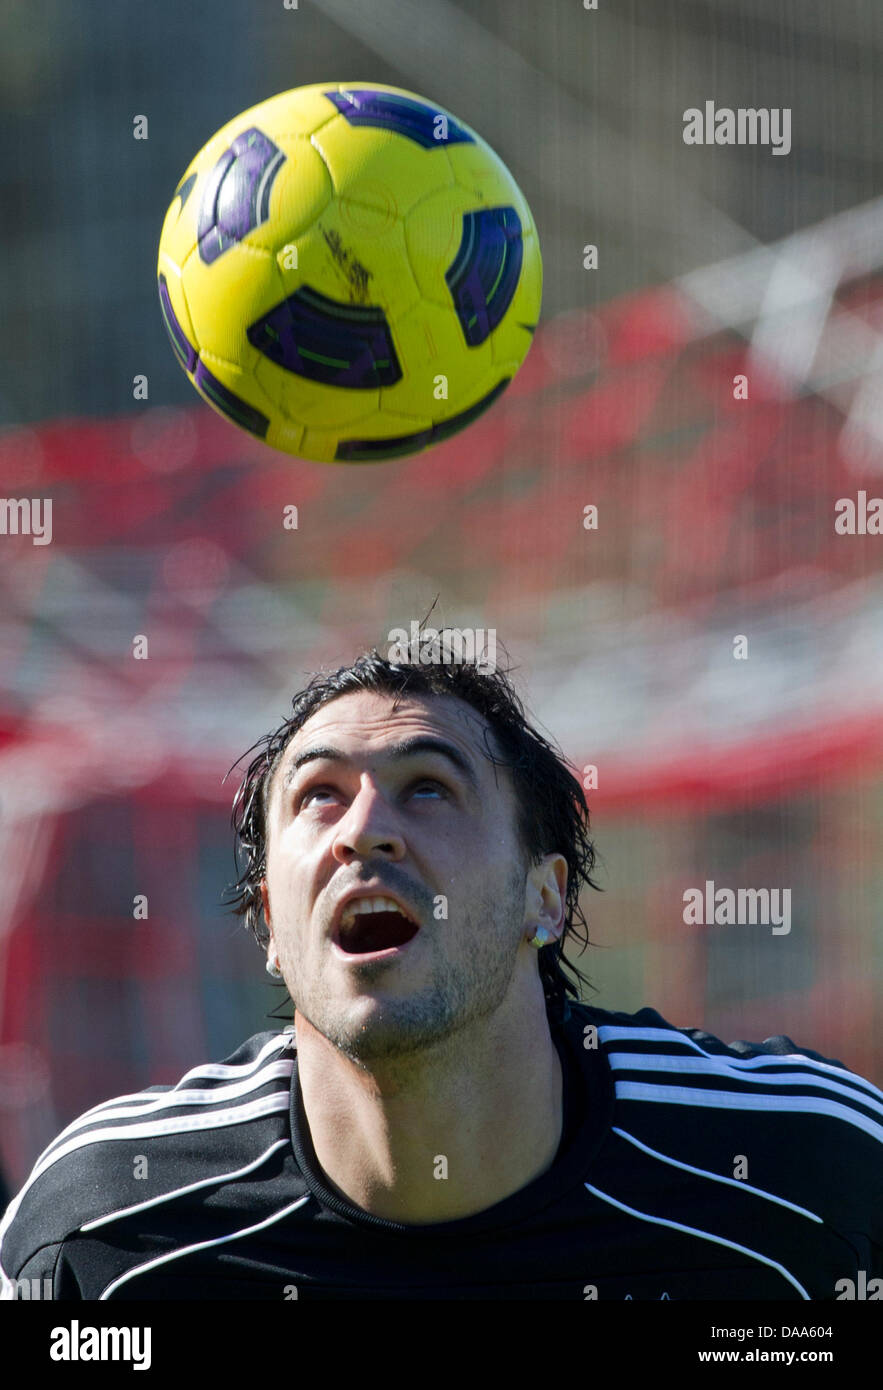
[1,1003,881,1300]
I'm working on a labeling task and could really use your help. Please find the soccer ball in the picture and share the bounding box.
[156,82,542,463]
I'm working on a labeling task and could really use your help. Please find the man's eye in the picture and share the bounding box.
[298,779,445,809]
[300,786,336,808]
[411,779,445,798]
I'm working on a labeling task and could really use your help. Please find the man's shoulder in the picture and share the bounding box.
[568,998,881,1120]
[0,1030,295,1293]
[571,999,853,1066]
[566,1000,882,1225]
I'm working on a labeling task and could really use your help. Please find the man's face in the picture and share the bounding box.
[260,688,550,1064]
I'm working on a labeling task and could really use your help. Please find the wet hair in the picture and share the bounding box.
[224,642,602,1026]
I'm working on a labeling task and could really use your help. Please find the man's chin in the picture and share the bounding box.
[299,995,464,1068]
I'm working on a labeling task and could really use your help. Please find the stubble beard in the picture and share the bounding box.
[289,862,528,1068]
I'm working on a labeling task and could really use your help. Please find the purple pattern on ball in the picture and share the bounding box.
[445,206,524,347]
[324,90,474,149]
[193,359,269,438]
[335,376,511,461]
[248,285,402,389]
[157,273,197,373]
[197,127,285,265]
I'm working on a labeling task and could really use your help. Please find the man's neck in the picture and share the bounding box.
[294,992,565,1224]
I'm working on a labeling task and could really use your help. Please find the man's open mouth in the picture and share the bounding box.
[334,896,420,956]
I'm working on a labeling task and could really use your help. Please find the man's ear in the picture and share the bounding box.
[527,853,567,941]
[260,879,272,930]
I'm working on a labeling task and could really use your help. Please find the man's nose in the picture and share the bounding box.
[331,782,406,863]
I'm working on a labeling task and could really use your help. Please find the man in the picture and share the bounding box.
[1,648,881,1299]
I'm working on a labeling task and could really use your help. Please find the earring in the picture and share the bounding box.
[528,925,557,949]
[266,954,283,978]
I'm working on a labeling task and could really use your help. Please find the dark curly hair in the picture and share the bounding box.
[224,641,602,1026]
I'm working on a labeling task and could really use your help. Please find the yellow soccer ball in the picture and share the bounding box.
[157,82,542,463]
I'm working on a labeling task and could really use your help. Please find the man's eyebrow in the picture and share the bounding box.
[279,736,480,794]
